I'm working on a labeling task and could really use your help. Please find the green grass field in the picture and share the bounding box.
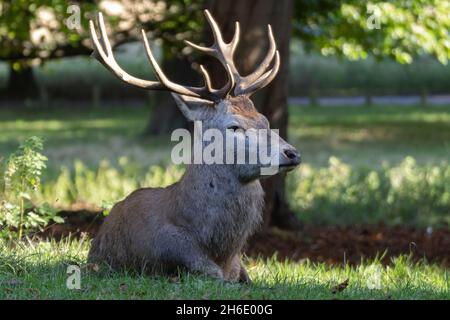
[0,238,448,299]
[1,104,449,299]
[2,104,449,169]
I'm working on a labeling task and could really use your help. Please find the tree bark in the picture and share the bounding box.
[205,0,301,230]
[144,49,195,135]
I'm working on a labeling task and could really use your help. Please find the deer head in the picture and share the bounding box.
[90,10,300,182]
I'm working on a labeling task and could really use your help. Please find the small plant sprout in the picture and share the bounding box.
[0,136,63,240]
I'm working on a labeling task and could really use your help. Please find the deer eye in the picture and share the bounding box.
[227,125,241,131]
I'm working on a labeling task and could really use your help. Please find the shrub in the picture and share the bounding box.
[34,156,450,227]
[0,137,63,240]
[40,158,184,213]
[287,157,450,227]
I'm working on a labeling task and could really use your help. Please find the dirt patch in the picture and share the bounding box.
[39,210,450,266]
[246,225,450,266]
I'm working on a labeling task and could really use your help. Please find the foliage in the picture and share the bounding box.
[287,157,450,227]
[0,238,448,299]
[32,156,449,227]
[289,41,450,96]
[2,0,449,68]
[295,0,450,64]
[0,0,95,63]
[40,159,184,212]
[0,0,203,65]
[0,136,62,240]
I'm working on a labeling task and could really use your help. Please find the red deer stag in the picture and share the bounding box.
[88,10,300,283]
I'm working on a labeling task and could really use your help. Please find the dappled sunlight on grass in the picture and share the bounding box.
[0,118,145,144]
[14,155,445,227]
[0,238,448,299]
[0,107,150,146]
[288,105,450,167]
[287,157,450,226]
[1,105,449,226]
[0,107,173,172]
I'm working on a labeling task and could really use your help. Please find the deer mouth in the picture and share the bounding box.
[279,163,300,171]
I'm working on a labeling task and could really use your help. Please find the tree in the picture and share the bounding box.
[294,0,450,64]
[143,44,194,135]
[0,0,202,98]
[0,0,94,97]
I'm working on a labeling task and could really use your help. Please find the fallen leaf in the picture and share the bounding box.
[201,293,211,300]
[119,283,128,291]
[27,288,40,298]
[331,278,349,294]
[84,263,100,272]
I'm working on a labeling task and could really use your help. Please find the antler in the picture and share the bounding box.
[89,12,233,102]
[90,10,279,101]
[185,10,280,97]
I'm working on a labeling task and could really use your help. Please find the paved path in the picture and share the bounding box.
[288,95,450,106]
[2,95,450,108]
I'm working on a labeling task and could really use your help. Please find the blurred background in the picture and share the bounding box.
[0,0,449,264]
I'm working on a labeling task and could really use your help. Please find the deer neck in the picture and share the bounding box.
[174,164,264,260]
[178,164,263,200]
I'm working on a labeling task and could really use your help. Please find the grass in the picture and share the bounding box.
[289,105,450,167]
[1,104,449,169]
[0,238,448,299]
[1,104,449,226]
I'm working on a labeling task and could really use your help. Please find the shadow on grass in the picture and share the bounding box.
[1,251,448,299]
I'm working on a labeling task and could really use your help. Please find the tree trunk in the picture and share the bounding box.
[144,49,197,135]
[5,62,39,99]
[205,0,301,230]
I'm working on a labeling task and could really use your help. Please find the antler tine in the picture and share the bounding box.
[199,65,213,92]
[235,25,277,95]
[204,9,225,46]
[90,12,165,90]
[91,10,277,101]
[140,29,216,99]
[184,10,240,97]
[216,64,235,97]
[239,51,280,95]
[96,12,111,55]
[230,21,240,55]
[199,63,234,98]
[91,12,226,102]
[186,10,279,97]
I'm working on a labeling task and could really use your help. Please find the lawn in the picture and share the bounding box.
[1,104,449,169]
[0,104,449,299]
[0,238,448,299]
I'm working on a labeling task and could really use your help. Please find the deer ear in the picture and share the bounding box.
[171,93,213,121]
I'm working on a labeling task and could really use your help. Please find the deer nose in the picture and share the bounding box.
[283,149,301,165]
